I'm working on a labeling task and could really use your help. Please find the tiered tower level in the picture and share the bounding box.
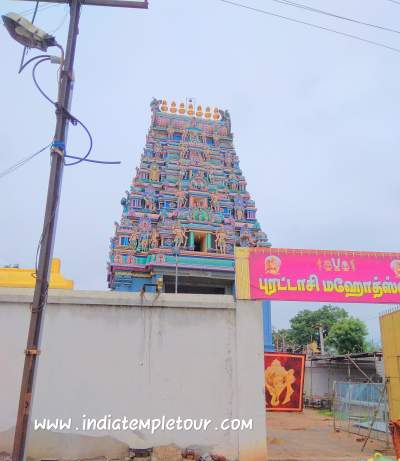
[108,99,270,293]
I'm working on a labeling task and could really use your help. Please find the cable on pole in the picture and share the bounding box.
[269,0,400,35]
[25,57,121,166]
[32,57,55,104]
[217,0,400,54]
[0,143,51,180]
[18,1,41,74]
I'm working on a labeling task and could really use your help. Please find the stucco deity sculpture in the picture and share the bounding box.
[215,229,227,254]
[129,229,139,251]
[173,225,187,248]
[150,227,159,249]
[149,163,160,182]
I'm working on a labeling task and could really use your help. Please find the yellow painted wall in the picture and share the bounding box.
[0,258,73,289]
[380,308,400,421]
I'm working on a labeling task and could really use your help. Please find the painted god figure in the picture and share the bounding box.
[149,163,160,182]
[144,188,157,211]
[138,232,150,252]
[210,193,220,211]
[264,255,281,275]
[129,229,139,251]
[150,228,159,249]
[216,229,227,254]
[391,259,400,278]
[239,225,254,247]
[235,207,244,221]
[265,359,296,407]
[176,189,187,209]
[173,226,187,249]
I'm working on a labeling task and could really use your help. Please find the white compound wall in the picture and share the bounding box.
[0,289,267,461]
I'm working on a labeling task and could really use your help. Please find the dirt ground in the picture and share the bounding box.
[266,409,395,461]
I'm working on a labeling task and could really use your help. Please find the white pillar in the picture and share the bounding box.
[235,300,268,461]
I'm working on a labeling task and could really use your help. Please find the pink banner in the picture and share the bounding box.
[249,248,400,303]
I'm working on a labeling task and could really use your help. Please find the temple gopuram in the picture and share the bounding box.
[107,98,270,294]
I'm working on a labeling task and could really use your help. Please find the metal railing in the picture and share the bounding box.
[332,381,390,445]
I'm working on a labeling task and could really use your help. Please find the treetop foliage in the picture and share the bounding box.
[273,304,370,354]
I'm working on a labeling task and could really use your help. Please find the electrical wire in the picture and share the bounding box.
[29,58,121,166]
[31,0,40,22]
[384,0,400,5]
[29,60,92,164]
[18,1,40,74]
[62,114,122,165]
[63,115,94,166]
[64,154,122,165]
[34,204,58,278]
[217,0,400,54]
[32,57,55,105]
[269,0,400,35]
[18,54,52,74]
[49,5,69,35]
[16,49,121,168]
[0,143,51,180]
[14,2,57,17]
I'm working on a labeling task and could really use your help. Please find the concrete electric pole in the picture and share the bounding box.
[4,2,148,461]
[318,325,325,355]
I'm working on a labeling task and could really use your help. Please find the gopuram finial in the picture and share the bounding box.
[154,99,222,121]
[160,99,168,112]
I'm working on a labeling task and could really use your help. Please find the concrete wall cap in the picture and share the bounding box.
[0,288,236,310]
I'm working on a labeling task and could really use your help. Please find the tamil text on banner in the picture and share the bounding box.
[264,352,305,412]
[235,247,400,303]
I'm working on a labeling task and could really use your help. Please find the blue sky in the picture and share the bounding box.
[1,0,400,341]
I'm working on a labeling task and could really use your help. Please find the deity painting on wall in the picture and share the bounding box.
[264,352,305,412]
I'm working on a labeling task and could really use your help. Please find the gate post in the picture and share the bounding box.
[262,300,274,352]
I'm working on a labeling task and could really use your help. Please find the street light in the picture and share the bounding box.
[2,7,75,461]
[2,12,57,51]
[3,3,148,461]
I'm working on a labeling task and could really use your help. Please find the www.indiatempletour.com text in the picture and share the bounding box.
[33,416,253,434]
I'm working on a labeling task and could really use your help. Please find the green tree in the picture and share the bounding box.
[288,305,348,346]
[325,317,368,354]
[272,328,294,347]
[364,338,381,352]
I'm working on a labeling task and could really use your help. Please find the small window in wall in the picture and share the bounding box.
[120,236,129,246]
[206,137,214,146]
[192,197,207,209]
[210,233,216,251]
[194,233,207,252]
[173,132,182,141]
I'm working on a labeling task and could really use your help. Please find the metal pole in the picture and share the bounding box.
[319,326,325,355]
[345,353,373,383]
[12,2,80,460]
[361,382,387,451]
[175,251,178,293]
[332,381,336,432]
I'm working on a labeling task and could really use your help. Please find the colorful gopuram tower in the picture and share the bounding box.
[107,98,270,293]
